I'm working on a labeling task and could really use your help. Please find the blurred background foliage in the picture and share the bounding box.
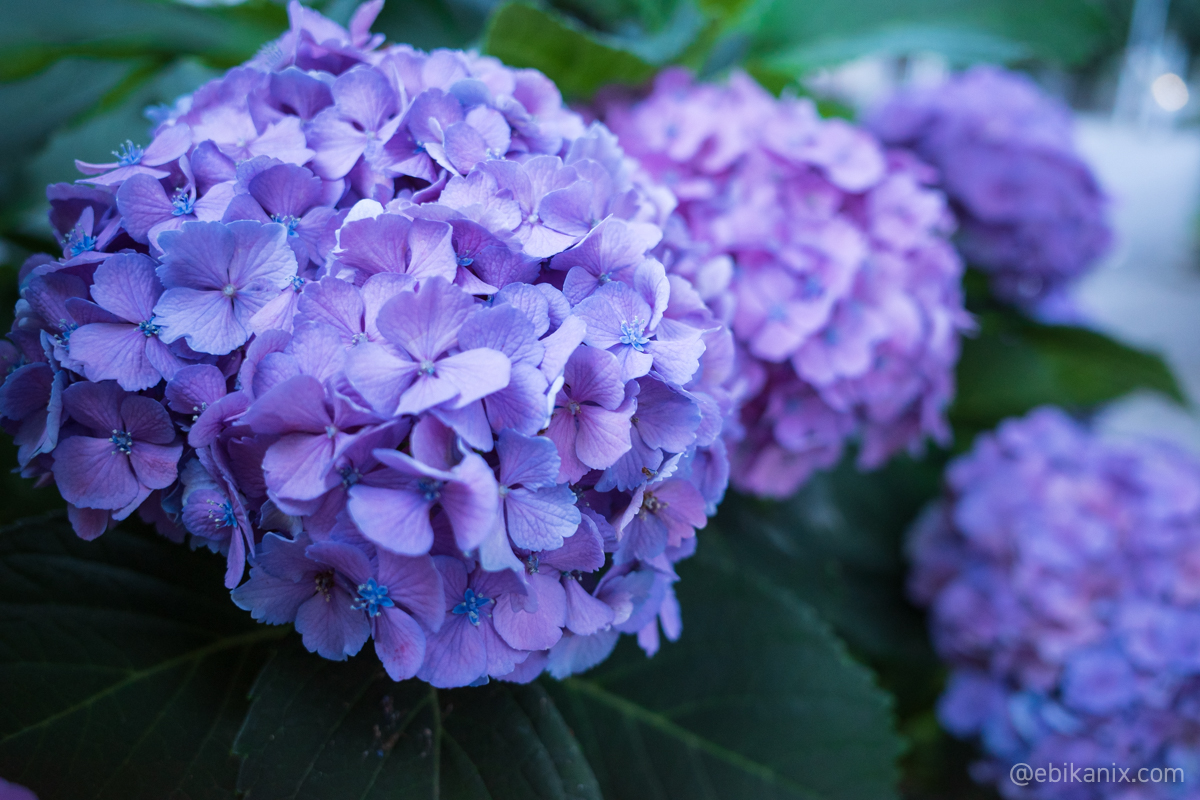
[0,1,1190,798]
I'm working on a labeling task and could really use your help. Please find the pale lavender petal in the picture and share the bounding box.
[434,348,511,408]
[70,324,162,391]
[115,174,174,243]
[377,550,444,631]
[418,615,486,688]
[497,429,560,489]
[153,287,243,355]
[439,451,500,552]
[157,220,235,290]
[504,485,580,551]
[89,253,162,322]
[576,402,634,469]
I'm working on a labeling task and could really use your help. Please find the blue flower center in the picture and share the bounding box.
[113,140,144,167]
[271,214,301,236]
[456,254,474,267]
[67,227,98,258]
[291,275,306,292]
[171,191,195,216]
[525,553,540,574]
[109,429,133,455]
[452,587,492,626]
[54,321,78,349]
[339,466,360,488]
[418,478,442,502]
[767,304,788,323]
[418,359,437,376]
[350,332,368,346]
[138,318,161,337]
[619,318,651,352]
[206,499,237,529]
[352,578,395,618]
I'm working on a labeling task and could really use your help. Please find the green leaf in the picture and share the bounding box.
[233,642,602,800]
[743,0,1120,71]
[950,310,1186,439]
[0,0,287,82]
[6,58,219,241]
[548,539,903,800]
[482,3,657,99]
[0,513,286,800]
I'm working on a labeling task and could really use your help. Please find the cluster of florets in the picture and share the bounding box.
[909,408,1200,798]
[601,68,971,497]
[0,2,731,687]
[869,66,1111,313]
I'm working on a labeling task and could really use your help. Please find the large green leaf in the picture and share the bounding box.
[743,0,1121,71]
[233,642,602,800]
[0,0,286,82]
[950,310,1186,440]
[0,514,285,800]
[548,537,903,800]
[482,3,657,99]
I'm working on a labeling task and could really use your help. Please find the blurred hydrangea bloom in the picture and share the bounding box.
[0,1,729,688]
[602,68,971,497]
[869,66,1112,313]
[910,407,1200,797]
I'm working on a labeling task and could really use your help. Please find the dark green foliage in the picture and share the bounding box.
[483,3,658,99]
[951,309,1185,442]
[234,642,602,800]
[0,514,285,800]
[549,540,903,800]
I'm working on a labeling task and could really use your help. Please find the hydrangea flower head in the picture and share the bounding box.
[909,408,1200,798]
[2,2,729,688]
[602,68,972,497]
[869,66,1112,311]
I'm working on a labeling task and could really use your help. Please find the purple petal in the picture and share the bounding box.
[263,432,338,501]
[375,607,427,681]
[418,615,486,688]
[153,287,243,355]
[564,578,614,636]
[120,393,175,444]
[115,174,173,243]
[439,452,500,552]
[307,540,372,586]
[295,587,371,660]
[249,163,322,218]
[435,348,511,409]
[377,550,445,631]
[633,378,700,452]
[458,304,543,366]
[231,567,314,624]
[243,374,331,435]
[576,402,634,469]
[376,275,473,361]
[504,485,580,551]
[546,629,619,679]
[563,346,625,409]
[157,220,235,291]
[307,109,368,180]
[493,572,565,651]
[70,324,162,391]
[62,380,123,433]
[344,342,417,416]
[497,429,560,489]
[484,365,550,436]
[348,483,437,555]
[52,436,138,510]
[90,253,162,322]
[226,220,297,298]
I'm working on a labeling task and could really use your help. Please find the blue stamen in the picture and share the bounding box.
[418,359,437,377]
[418,478,442,502]
[619,318,651,352]
[291,275,306,292]
[138,318,161,337]
[113,140,144,167]
[109,429,133,455]
[271,214,301,236]
[456,254,474,267]
[452,587,491,626]
[206,499,237,529]
[339,466,361,488]
[352,578,395,617]
[67,226,98,258]
[171,191,195,216]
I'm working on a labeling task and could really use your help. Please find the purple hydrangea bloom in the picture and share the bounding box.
[0,3,732,688]
[869,66,1112,311]
[909,408,1200,798]
[602,68,972,497]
